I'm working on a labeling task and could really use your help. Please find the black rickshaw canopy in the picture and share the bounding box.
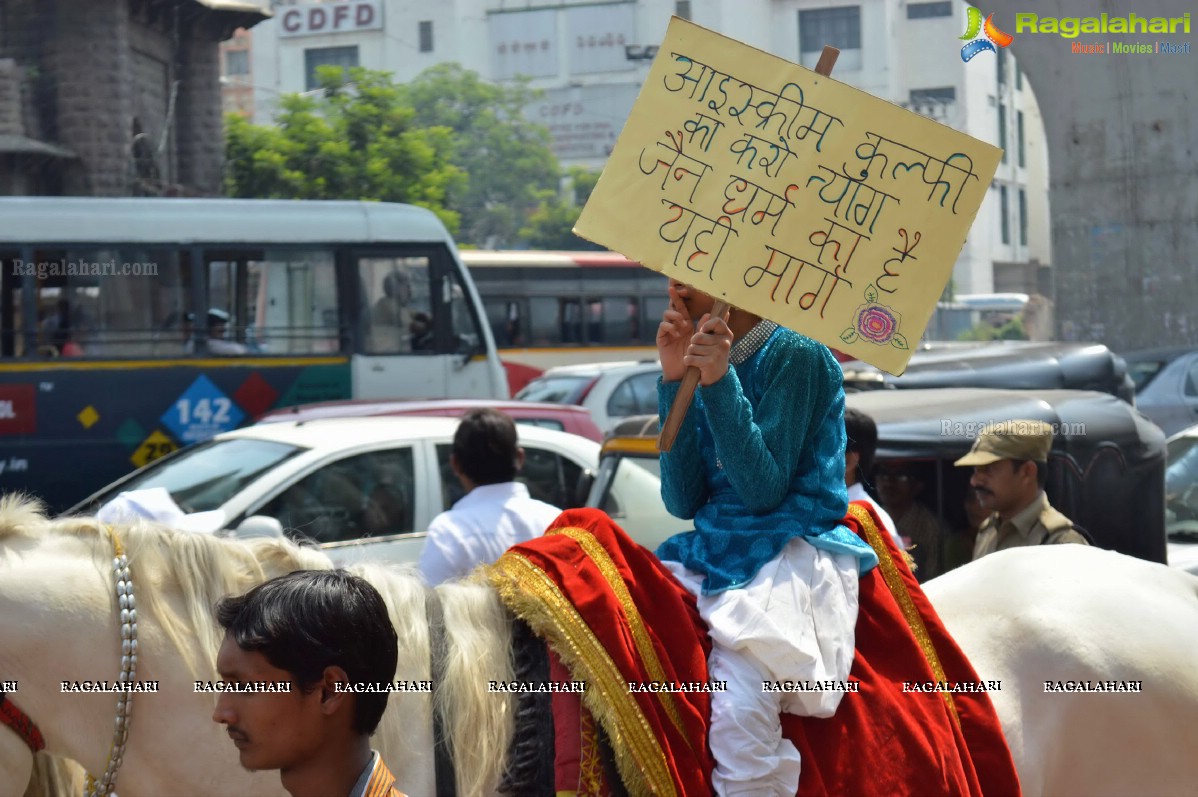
[847,388,1166,564]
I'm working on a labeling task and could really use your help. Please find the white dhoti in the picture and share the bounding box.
[662,536,860,797]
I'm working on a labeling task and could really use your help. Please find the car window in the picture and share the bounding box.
[86,438,303,513]
[436,442,582,509]
[628,371,660,414]
[435,444,467,509]
[521,445,583,508]
[1128,360,1166,392]
[1185,360,1198,398]
[260,448,415,544]
[515,375,592,404]
[607,371,660,419]
[514,418,566,433]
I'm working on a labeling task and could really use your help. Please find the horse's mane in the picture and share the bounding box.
[1,495,515,797]
[0,494,333,676]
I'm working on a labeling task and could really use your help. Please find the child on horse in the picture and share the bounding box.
[656,279,878,796]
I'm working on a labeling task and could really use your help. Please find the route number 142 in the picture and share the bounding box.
[174,397,232,425]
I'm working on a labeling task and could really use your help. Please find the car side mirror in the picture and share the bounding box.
[233,515,286,540]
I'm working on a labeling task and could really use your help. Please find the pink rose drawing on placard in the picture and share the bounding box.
[841,283,908,349]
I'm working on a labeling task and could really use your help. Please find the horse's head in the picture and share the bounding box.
[0,494,329,796]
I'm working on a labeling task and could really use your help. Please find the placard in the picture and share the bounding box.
[574,17,1002,374]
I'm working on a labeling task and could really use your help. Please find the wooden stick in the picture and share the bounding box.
[656,45,840,453]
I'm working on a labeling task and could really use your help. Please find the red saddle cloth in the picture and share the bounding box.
[489,505,1021,797]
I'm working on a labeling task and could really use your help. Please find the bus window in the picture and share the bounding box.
[642,294,668,339]
[484,298,525,347]
[599,297,639,345]
[208,249,339,355]
[444,268,484,355]
[1,251,18,357]
[560,298,583,344]
[529,297,559,346]
[29,248,184,358]
[359,256,432,354]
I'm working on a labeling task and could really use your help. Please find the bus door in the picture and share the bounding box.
[353,249,504,400]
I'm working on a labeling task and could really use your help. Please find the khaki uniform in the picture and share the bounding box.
[972,491,1089,559]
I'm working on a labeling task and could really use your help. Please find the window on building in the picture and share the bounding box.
[1017,110,1025,168]
[675,1,692,20]
[224,49,249,77]
[304,46,358,91]
[910,87,956,104]
[419,20,434,53]
[1000,186,1010,245]
[799,7,862,70]
[1018,189,1027,246]
[906,2,952,19]
[997,47,1006,85]
[998,104,1007,162]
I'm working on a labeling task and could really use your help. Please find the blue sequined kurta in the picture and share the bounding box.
[656,323,878,594]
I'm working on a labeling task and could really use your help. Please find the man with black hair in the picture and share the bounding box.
[418,408,561,585]
[844,408,904,550]
[955,419,1090,559]
[212,570,407,797]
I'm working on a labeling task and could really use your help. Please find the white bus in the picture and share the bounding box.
[0,197,506,510]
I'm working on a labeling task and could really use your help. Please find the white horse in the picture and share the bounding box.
[2,494,1198,797]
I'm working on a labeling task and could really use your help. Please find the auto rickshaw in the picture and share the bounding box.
[587,388,1166,576]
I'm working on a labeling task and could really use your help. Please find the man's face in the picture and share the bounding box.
[969,459,1030,516]
[875,464,921,511]
[211,635,326,772]
[209,321,228,340]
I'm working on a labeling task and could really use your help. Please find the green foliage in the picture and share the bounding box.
[396,64,560,247]
[520,167,604,250]
[958,315,1027,341]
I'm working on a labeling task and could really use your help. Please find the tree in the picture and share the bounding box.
[398,64,560,248]
[520,167,604,250]
[224,67,468,232]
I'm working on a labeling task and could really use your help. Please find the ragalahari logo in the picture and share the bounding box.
[960,8,1014,62]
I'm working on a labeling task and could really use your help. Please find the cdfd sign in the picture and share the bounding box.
[279,1,383,38]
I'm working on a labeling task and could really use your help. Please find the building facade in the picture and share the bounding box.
[240,0,1049,299]
[0,0,268,197]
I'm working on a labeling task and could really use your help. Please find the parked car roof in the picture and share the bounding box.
[254,398,603,442]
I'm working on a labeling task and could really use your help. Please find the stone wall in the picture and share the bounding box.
[0,0,263,197]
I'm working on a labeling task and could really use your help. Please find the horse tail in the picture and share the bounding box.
[437,577,516,797]
[21,753,84,797]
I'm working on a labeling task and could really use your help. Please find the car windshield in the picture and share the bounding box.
[86,438,305,514]
[515,375,593,404]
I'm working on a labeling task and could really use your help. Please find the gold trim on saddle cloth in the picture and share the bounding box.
[549,527,691,751]
[848,503,962,731]
[489,549,676,797]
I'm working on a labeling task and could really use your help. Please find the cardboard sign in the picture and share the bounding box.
[574,18,1002,374]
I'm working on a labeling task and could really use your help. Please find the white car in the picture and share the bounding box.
[69,417,672,565]
[515,361,663,433]
[1165,423,1198,575]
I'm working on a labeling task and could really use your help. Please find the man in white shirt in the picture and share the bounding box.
[844,407,905,550]
[419,408,562,585]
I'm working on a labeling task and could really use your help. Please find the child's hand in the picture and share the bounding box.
[657,282,692,382]
[685,313,732,386]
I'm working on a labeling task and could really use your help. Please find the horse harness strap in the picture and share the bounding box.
[425,588,457,797]
[0,692,45,753]
[83,525,139,797]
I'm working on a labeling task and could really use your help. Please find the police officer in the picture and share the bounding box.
[954,419,1090,560]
